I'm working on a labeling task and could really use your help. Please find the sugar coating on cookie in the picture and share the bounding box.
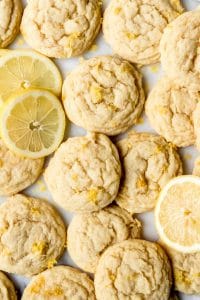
[20,0,101,58]
[44,133,121,212]
[193,157,200,177]
[22,266,95,299]
[0,139,44,196]
[193,103,200,152]
[116,132,183,213]
[146,78,198,147]
[0,194,66,276]
[94,240,172,300]
[103,0,183,65]
[0,0,22,48]
[0,271,16,300]
[160,242,200,294]
[62,56,145,135]
[160,10,200,90]
[67,205,142,273]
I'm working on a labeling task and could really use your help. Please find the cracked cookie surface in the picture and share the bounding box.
[67,205,142,273]
[116,132,183,213]
[0,271,16,300]
[146,77,198,147]
[0,0,22,48]
[0,139,44,196]
[193,103,200,152]
[62,56,145,135]
[160,242,200,294]
[160,10,200,90]
[22,266,95,299]
[193,157,200,177]
[20,0,101,58]
[44,133,121,212]
[103,0,183,65]
[0,194,66,277]
[94,239,172,300]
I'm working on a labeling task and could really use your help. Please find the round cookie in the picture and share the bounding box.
[22,266,95,299]
[20,0,101,58]
[146,77,199,147]
[160,242,200,294]
[193,103,200,152]
[67,205,142,273]
[160,10,200,90]
[44,133,121,212]
[94,240,172,300]
[103,0,183,65]
[62,56,145,135]
[0,271,16,300]
[116,132,183,213]
[0,0,22,48]
[0,139,44,196]
[0,194,66,277]
[193,157,200,177]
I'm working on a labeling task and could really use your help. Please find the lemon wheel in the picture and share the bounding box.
[0,89,66,159]
[0,49,62,104]
[155,175,200,253]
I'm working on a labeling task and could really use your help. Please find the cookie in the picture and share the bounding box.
[103,0,183,65]
[160,10,200,90]
[62,56,145,135]
[0,0,22,48]
[0,139,44,196]
[0,194,66,277]
[44,133,121,212]
[0,271,16,300]
[20,0,101,58]
[193,103,200,152]
[22,265,95,299]
[160,242,200,294]
[146,77,199,147]
[67,205,142,273]
[193,157,200,177]
[116,132,183,213]
[94,240,172,300]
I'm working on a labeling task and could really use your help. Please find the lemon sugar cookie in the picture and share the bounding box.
[0,139,44,196]
[161,242,200,295]
[94,240,172,300]
[193,157,200,177]
[22,266,95,300]
[0,194,66,277]
[116,132,182,213]
[0,0,22,48]
[193,102,200,152]
[21,0,102,58]
[62,56,145,135]
[146,77,198,147]
[67,205,142,273]
[0,271,17,300]
[160,10,200,90]
[45,133,121,212]
[103,0,184,65]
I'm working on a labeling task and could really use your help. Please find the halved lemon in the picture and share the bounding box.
[155,175,200,253]
[0,49,62,104]
[0,89,66,159]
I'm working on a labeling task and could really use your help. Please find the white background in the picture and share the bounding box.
[2,0,200,298]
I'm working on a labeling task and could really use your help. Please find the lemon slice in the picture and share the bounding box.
[155,175,200,253]
[0,89,66,159]
[0,49,62,104]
